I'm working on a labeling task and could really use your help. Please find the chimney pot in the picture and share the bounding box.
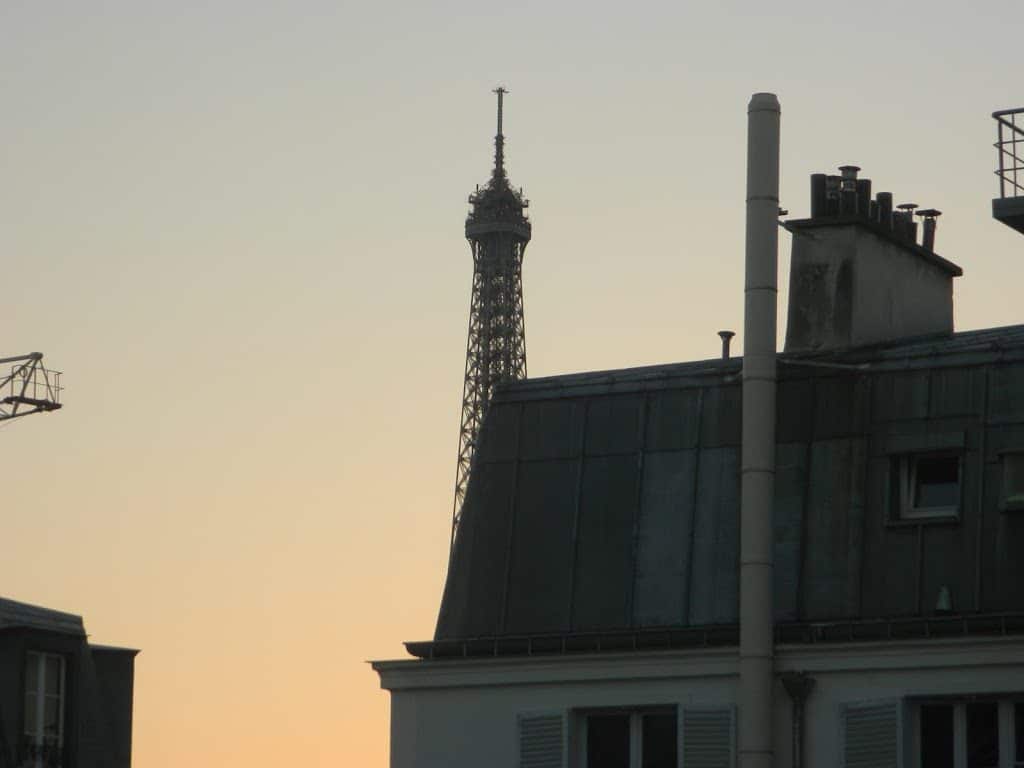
[856,178,872,218]
[810,174,827,218]
[825,176,841,216]
[838,167,860,214]
[877,192,894,228]
[838,164,861,181]
[896,203,919,242]
[916,208,942,251]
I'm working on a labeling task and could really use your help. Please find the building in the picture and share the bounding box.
[373,102,1024,768]
[0,597,137,768]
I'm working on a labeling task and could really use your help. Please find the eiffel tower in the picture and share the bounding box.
[450,88,531,549]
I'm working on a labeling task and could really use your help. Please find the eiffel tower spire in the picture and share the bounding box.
[493,86,506,180]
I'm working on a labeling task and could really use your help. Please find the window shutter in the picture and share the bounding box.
[842,700,902,768]
[682,708,734,768]
[518,713,564,768]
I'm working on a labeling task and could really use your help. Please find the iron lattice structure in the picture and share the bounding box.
[451,88,531,548]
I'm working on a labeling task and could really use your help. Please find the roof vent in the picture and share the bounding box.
[718,330,735,360]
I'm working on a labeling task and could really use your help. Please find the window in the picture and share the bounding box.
[1000,452,1024,512]
[577,708,677,768]
[23,651,65,768]
[913,698,1024,768]
[895,453,961,520]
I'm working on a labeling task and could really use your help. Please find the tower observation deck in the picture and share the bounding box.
[451,88,531,549]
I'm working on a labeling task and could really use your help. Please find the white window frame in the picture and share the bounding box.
[896,453,962,521]
[574,706,678,768]
[23,651,66,768]
[908,697,1024,768]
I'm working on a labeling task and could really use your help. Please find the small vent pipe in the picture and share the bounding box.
[718,330,736,360]
[741,92,779,768]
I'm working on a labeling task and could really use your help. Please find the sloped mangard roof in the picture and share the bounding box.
[414,325,1024,658]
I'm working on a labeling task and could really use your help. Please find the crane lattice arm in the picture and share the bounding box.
[0,353,62,423]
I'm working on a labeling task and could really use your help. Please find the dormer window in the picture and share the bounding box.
[896,453,961,520]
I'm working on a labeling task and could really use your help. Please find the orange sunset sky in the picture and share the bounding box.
[2,2,1023,765]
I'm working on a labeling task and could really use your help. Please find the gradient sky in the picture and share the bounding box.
[2,2,1022,765]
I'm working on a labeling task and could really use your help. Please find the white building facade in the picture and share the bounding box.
[376,636,1024,768]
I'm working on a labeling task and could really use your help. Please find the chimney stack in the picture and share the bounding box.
[783,167,961,352]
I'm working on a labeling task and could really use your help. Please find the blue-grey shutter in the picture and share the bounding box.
[842,700,901,768]
[682,708,734,768]
[518,714,564,768]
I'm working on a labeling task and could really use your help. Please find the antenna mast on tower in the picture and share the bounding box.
[450,88,531,550]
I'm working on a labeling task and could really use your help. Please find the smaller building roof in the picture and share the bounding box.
[0,595,85,636]
[89,644,141,655]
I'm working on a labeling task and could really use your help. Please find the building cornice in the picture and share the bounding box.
[373,635,1024,692]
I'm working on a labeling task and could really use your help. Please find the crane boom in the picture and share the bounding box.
[0,353,62,423]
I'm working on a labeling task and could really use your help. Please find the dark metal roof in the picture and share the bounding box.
[432,324,1024,649]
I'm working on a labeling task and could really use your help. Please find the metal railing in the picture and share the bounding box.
[994,107,1024,198]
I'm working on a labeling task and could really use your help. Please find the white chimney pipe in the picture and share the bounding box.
[740,92,779,768]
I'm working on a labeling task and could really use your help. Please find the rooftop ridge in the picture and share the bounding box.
[491,324,1024,401]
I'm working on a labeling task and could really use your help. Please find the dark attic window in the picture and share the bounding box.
[895,453,961,521]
